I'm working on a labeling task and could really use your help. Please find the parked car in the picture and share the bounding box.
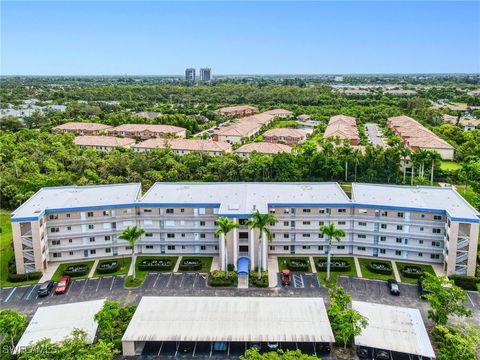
[387,279,400,296]
[281,269,291,286]
[249,343,261,351]
[55,275,71,294]
[418,277,430,298]
[267,342,278,350]
[37,281,54,297]
[374,349,390,359]
[213,342,227,352]
[357,346,371,359]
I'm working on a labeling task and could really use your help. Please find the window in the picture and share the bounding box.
[200,221,206,226]
[338,221,346,225]
[381,211,388,217]
[52,240,60,245]
[397,212,404,218]
[430,254,440,260]
[418,252,423,257]
[302,209,311,213]
[420,227,424,231]
[319,221,324,226]
[337,246,345,250]
[432,228,441,234]
[338,209,346,213]
[303,221,311,225]
[319,209,325,214]
[419,239,424,244]
[395,250,402,256]
[105,248,111,253]
[68,239,73,243]
[432,241,441,247]
[167,233,175,238]
[143,209,152,213]
[302,245,311,250]
[201,245,206,250]
[200,234,206,238]
[270,246,275,251]
[67,226,71,231]
[180,208,185,213]
[358,234,366,239]
[87,211,94,217]
[318,246,324,251]
[214,246,218,250]
[283,246,289,251]
[146,245,153,249]
[433,215,442,221]
[103,210,110,216]
[49,214,58,220]
[145,233,153,237]
[269,209,275,214]
[396,238,402,243]
[181,233,185,238]
[319,233,324,239]
[357,247,366,251]
[421,214,425,218]
[283,221,289,226]
[380,236,386,241]
[283,209,290,214]
[283,234,290,239]
[358,222,367,226]
[302,233,311,238]
[88,224,95,230]
[66,213,71,218]
[167,245,175,250]
[166,209,174,214]
[381,224,387,229]
[239,232,248,239]
[89,237,95,242]
[90,249,96,255]
[53,253,61,258]
[104,236,111,241]
[126,246,132,250]
[380,249,386,254]
[358,209,368,214]
[69,251,74,255]
[397,225,403,231]
[50,227,59,233]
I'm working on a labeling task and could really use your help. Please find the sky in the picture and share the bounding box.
[1,1,479,75]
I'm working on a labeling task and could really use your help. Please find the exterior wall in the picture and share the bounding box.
[263,135,305,145]
[423,147,454,160]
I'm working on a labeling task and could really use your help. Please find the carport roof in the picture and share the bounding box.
[352,301,435,358]
[14,299,105,353]
[122,296,335,343]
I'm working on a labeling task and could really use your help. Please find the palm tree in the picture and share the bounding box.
[428,151,442,185]
[119,226,145,281]
[320,223,346,283]
[247,210,278,279]
[351,148,362,182]
[399,147,411,184]
[417,149,430,179]
[215,217,240,278]
[340,142,352,182]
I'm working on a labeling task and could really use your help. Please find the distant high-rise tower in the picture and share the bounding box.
[199,68,211,81]
[185,68,196,82]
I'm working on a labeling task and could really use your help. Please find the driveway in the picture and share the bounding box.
[365,123,387,147]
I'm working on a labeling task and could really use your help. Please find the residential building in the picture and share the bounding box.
[297,114,311,122]
[235,142,292,157]
[217,105,258,118]
[106,124,186,139]
[323,115,360,145]
[51,122,112,136]
[135,111,161,120]
[74,136,135,151]
[199,68,211,81]
[387,115,454,159]
[263,128,307,145]
[11,182,479,276]
[185,68,195,82]
[443,114,479,131]
[132,138,232,156]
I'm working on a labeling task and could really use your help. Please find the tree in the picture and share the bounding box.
[247,210,278,278]
[427,150,442,185]
[422,273,472,325]
[215,217,240,277]
[118,226,145,281]
[327,286,368,349]
[399,147,411,184]
[319,223,346,282]
[433,324,480,360]
[241,348,320,359]
[0,308,28,358]
[94,300,137,351]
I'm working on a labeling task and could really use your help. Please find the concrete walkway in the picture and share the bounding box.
[309,256,317,273]
[172,256,182,272]
[391,261,402,282]
[127,259,134,276]
[238,275,249,289]
[87,259,99,278]
[210,256,220,272]
[432,264,446,276]
[353,256,363,278]
[38,263,60,283]
[267,256,279,288]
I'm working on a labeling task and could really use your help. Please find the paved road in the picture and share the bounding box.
[365,123,387,147]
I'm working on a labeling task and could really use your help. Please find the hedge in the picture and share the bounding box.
[400,265,424,279]
[449,275,479,291]
[138,263,173,271]
[178,260,202,272]
[287,259,309,272]
[63,264,90,277]
[7,271,42,282]
[208,270,237,287]
[316,261,351,272]
[96,260,121,274]
[367,261,393,275]
[249,271,268,287]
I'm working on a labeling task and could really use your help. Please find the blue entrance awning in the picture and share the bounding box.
[237,257,249,275]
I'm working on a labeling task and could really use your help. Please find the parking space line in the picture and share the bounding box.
[467,292,475,308]
[166,273,173,288]
[4,287,16,303]
[152,273,160,288]
[109,276,115,291]
[25,285,37,300]
[81,279,88,295]
[193,274,198,288]
[179,274,186,288]
[157,342,163,356]
[95,278,102,292]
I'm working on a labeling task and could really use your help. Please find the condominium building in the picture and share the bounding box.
[106,124,187,139]
[323,115,360,145]
[199,68,211,81]
[263,128,307,145]
[51,122,112,136]
[132,138,232,156]
[217,105,258,118]
[185,68,196,82]
[235,142,292,157]
[11,183,479,276]
[74,136,135,151]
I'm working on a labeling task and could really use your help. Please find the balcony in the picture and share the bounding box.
[22,238,33,248]
[457,238,469,250]
[455,266,467,275]
[456,253,468,264]
[23,251,35,262]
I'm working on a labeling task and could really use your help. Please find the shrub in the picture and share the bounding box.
[178,258,202,271]
[287,258,309,272]
[63,264,90,277]
[249,271,268,287]
[7,271,42,282]
[316,259,351,272]
[96,260,120,274]
[208,270,237,287]
[400,265,424,279]
[227,264,235,272]
[138,258,174,271]
[449,275,479,291]
[367,261,392,275]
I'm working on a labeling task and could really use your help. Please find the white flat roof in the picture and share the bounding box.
[352,301,435,358]
[11,183,141,221]
[15,299,105,353]
[141,182,350,216]
[352,183,480,222]
[122,296,334,343]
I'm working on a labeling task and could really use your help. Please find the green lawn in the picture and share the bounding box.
[124,256,178,288]
[396,261,435,284]
[358,258,395,281]
[314,256,358,285]
[277,256,312,272]
[178,256,213,273]
[51,260,95,282]
[93,257,132,278]
[440,161,462,171]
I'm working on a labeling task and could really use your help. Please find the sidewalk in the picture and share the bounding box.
[353,256,363,278]
[87,259,99,278]
[309,256,317,273]
[391,261,402,283]
[210,256,220,272]
[267,256,279,287]
[38,263,60,283]
[173,256,182,272]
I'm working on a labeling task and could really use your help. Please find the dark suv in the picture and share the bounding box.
[418,277,430,298]
[37,281,54,297]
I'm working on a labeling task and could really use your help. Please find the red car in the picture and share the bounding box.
[55,275,71,294]
[281,269,291,286]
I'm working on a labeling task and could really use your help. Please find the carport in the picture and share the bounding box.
[14,299,105,354]
[122,296,334,356]
[352,301,435,359]
[237,257,249,275]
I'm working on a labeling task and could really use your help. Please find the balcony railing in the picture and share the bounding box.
[456,253,468,263]
[457,239,469,250]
